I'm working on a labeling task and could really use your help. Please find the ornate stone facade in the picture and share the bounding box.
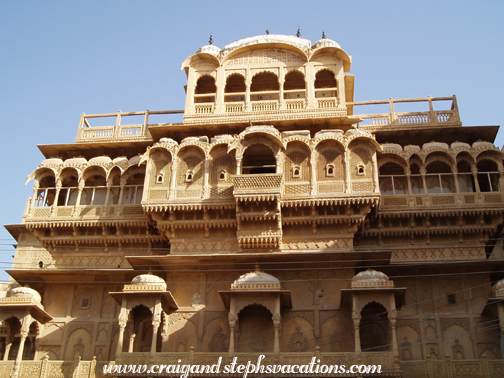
[2,32,504,377]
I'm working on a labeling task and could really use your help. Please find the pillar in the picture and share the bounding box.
[472,168,481,193]
[11,330,28,378]
[420,167,428,195]
[310,151,317,195]
[115,304,129,362]
[169,159,178,200]
[228,299,237,354]
[202,159,210,199]
[150,301,162,360]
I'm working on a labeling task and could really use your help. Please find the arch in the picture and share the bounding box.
[379,162,407,196]
[81,167,108,206]
[457,159,475,193]
[359,302,390,352]
[316,140,344,181]
[378,154,408,171]
[237,304,274,353]
[64,327,92,360]
[128,305,157,353]
[242,143,277,174]
[225,73,246,93]
[314,69,337,88]
[82,166,107,183]
[425,160,455,194]
[209,146,235,186]
[284,142,310,182]
[251,71,279,92]
[284,70,305,91]
[424,151,455,168]
[149,149,172,187]
[349,144,374,181]
[476,159,500,192]
[195,75,216,94]
[121,167,145,205]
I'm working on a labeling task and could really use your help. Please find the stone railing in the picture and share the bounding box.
[2,354,503,378]
[251,100,278,112]
[75,110,184,143]
[317,97,338,108]
[380,192,504,209]
[23,204,145,222]
[232,174,283,197]
[352,96,461,131]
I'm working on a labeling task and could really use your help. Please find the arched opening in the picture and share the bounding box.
[242,144,276,174]
[129,305,157,353]
[314,69,337,99]
[225,74,246,103]
[81,169,107,206]
[360,302,390,352]
[194,76,216,103]
[34,170,56,207]
[379,163,407,195]
[58,169,79,206]
[425,161,455,194]
[477,160,500,192]
[122,170,145,205]
[2,317,21,360]
[22,322,38,360]
[284,71,305,100]
[457,160,475,192]
[251,72,279,102]
[237,305,274,353]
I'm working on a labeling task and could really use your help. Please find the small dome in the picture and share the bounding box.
[232,267,281,290]
[196,44,221,56]
[223,34,311,54]
[88,156,112,166]
[352,269,391,288]
[40,158,63,168]
[493,279,504,296]
[64,157,87,167]
[112,157,129,170]
[312,37,341,50]
[8,286,42,303]
[128,155,142,167]
[131,274,166,285]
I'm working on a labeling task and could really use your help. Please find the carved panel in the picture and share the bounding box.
[283,311,315,328]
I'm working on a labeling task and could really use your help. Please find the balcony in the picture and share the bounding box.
[232,174,283,200]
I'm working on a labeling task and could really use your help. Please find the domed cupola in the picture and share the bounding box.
[127,273,167,291]
[312,31,341,50]
[351,269,394,288]
[8,286,42,303]
[231,265,281,290]
[196,34,221,57]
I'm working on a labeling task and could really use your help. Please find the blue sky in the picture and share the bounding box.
[1,1,503,281]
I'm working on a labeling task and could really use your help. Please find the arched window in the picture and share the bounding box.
[284,71,305,100]
[457,160,475,193]
[360,302,390,352]
[194,76,216,103]
[314,69,337,99]
[58,169,79,206]
[409,163,423,194]
[251,72,279,101]
[477,160,500,192]
[34,171,56,207]
[426,161,455,194]
[225,74,246,103]
[81,171,107,206]
[242,144,276,174]
[379,163,407,195]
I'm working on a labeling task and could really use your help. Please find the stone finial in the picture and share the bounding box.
[209,34,213,45]
[266,30,270,35]
[296,27,301,37]
[322,31,327,39]
[254,264,260,273]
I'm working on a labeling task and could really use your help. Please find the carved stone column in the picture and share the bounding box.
[115,304,129,362]
[344,149,351,193]
[228,313,236,354]
[11,329,28,378]
[310,150,317,195]
[405,168,412,196]
[202,159,210,199]
[389,314,399,358]
[245,84,251,111]
[150,301,162,359]
[279,78,285,110]
[115,184,125,215]
[72,182,84,217]
[273,314,281,354]
[169,158,178,199]
[352,312,361,353]
[51,184,62,216]
[420,167,428,195]
[472,168,481,193]
[127,321,135,353]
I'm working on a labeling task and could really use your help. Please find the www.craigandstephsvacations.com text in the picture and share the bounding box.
[103,355,382,376]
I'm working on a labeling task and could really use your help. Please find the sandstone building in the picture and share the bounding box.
[2,32,504,377]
